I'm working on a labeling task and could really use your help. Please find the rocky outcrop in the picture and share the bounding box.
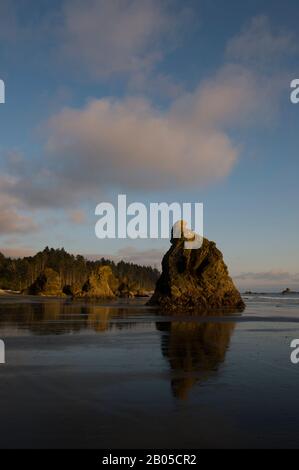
[148,223,245,312]
[80,266,115,299]
[27,268,63,296]
[63,282,82,297]
[116,278,138,298]
[135,289,151,298]
[282,288,299,295]
[282,288,291,295]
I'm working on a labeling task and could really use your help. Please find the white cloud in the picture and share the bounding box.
[234,270,296,282]
[115,246,162,267]
[226,15,298,67]
[69,210,86,225]
[0,0,187,93]
[233,270,299,291]
[41,63,278,193]
[0,208,37,235]
[0,187,38,235]
[0,246,35,258]
[44,95,236,190]
[86,246,163,267]
[0,175,39,236]
[61,0,179,80]
[0,14,294,210]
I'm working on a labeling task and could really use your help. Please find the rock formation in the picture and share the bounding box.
[27,268,63,296]
[80,265,115,299]
[63,282,82,297]
[148,222,245,311]
[282,288,291,295]
[116,277,138,298]
[282,288,299,295]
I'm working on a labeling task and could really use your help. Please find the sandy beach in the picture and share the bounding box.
[0,294,299,449]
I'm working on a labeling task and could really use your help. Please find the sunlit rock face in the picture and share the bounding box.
[148,223,245,312]
[80,265,115,299]
[26,268,63,296]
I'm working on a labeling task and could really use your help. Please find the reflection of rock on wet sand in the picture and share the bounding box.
[28,303,113,334]
[86,306,111,332]
[157,321,235,400]
[0,301,135,335]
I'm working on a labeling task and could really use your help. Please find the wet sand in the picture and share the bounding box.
[0,295,299,448]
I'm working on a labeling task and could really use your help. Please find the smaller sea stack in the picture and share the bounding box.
[26,268,63,296]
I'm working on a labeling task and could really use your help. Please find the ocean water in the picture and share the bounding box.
[0,294,299,449]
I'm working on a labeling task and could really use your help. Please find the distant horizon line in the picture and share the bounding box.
[0,245,298,293]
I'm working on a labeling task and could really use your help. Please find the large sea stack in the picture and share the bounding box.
[148,223,245,312]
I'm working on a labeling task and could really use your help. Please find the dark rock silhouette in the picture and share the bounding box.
[63,282,82,297]
[282,288,291,295]
[148,222,245,311]
[26,268,64,296]
[282,288,299,295]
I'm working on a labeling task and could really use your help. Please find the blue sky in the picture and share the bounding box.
[0,0,298,290]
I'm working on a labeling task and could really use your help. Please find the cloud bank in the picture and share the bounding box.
[234,270,299,291]
[0,186,37,235]
[61,0,179,81]
[226,15,298,67]
[0,10,297,252]
[42,65,269,193]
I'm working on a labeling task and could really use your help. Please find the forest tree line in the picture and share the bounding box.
[0,247,160,292]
